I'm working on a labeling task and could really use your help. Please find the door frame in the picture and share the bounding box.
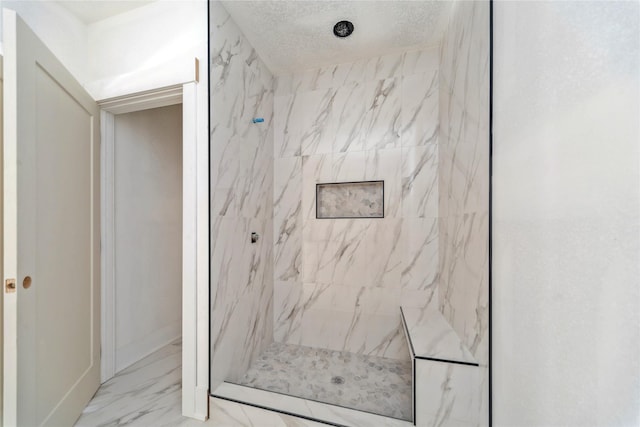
[99,76,208,419]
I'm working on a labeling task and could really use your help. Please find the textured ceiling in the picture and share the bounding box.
[220,0,451,75]
[57,0,157,24]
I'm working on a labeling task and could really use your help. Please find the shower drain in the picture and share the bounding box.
[331,376,345,385]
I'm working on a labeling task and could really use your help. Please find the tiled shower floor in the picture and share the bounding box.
[235,342,413,421]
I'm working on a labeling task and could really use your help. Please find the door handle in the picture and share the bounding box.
[23,276,32,289]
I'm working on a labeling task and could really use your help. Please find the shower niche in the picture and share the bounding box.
[316,181,384,219]
[209,1,489,426]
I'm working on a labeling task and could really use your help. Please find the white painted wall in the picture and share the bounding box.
[85,0,207,100]
[114,104,183,372]
[0,0,208,101]
[493,2,640,426]
[0,1,88,83]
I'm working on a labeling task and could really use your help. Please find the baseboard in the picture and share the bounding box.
[192,384,209,421]
[116,323,181,373]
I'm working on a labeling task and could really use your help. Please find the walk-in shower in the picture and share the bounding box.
[209,1,490,425]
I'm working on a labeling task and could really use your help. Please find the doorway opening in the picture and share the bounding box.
[100,92,187,385]
[95,81,206,421]
[76,100,186,425]
[109,104,183,374]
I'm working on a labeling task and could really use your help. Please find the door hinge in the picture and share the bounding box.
[5,278,16,293]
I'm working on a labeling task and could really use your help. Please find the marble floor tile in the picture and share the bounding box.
[235,342,412,421]
[77,339,414,426]
[76,339,185,427]
[77,339,325,427]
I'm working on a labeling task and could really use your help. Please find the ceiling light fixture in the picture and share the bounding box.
[333,20,354,38]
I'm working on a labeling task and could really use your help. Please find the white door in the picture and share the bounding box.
[2,9,101,427]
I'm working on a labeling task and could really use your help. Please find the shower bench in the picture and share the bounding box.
[400,307,486,426]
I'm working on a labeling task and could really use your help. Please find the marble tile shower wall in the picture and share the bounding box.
[438,0,490,366]
[209,2,275,387]
[426,2,490,425]
[273,48,441,360]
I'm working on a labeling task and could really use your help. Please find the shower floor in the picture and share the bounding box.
[236,342,412,421]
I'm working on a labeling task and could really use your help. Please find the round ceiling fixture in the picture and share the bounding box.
[333,20,354,38]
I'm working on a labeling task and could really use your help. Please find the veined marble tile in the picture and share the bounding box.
[402,71,439,147]
[301,154,332,220]
[76,340,184,427]
[366,219,405,288]
[436,0,490,407]
[302,217,405,290]
[276,88,336,157]
[273,94,300,158]
[79,341,333,427]
[248,215,274,292]
[300,282,346,312]
[400,217,439,291]
[211,289,274,384]
[354,286,402,316]
[439,2,489,145]
[274,74,292,96]
[439,212,489,365]
[400,289,439,312]
[331,82,368,153]
[438,78,461,143]
[239,82,272,143]
[210,119,272,218]
[331,148,403,218]
[211,216,252,303]
[415,360,486,426]
[302,217,331,243]
[364,51,405,83]
[403,47,440,77]
[210,125,246,190]
[245,129,274,219]
[287,51,404,94]
[323,219,372,286]
[437,215,451,296]
[441,138,490,217]
[301,282,400,316]
[362,77,402,151]
[273,224,300,281]
[438,144,452,220]
[209,3,246,118]
[450,4,489,131]
[370,149,404,219]
[210,4,271,139]
[302,222,370,286]
[207,396,327,427]
[274,157,302,282]
[210,129,247,217]
[268,31,489,386]
[402,145,439,218]
[213,382,412,427]
[210,2,274,390]
[300,309,407,360]
[273,280,303,344]
[401,306,476,364]
[315,58,369,91]
[332,150,369,182]
[278,48,423,97]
